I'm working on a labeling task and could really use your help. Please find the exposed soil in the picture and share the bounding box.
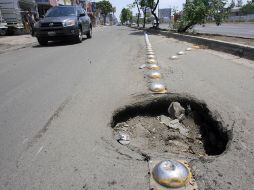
[114,114,206,157]
[111,94,230,159]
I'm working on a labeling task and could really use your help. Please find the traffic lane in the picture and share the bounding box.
[0,33,97,180]
[158,22,254,38]
[149,33,254,190]
[0,26,107,181]
[0,25,109,151]
[0,26,148,190]
[193,23,254,38]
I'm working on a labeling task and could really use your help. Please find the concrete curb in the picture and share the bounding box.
[133,27,254,61]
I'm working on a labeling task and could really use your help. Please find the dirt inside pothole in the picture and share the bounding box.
[114,114,206,157]
[111,94,230,158]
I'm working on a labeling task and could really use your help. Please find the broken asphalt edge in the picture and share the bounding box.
[131,26,254,61]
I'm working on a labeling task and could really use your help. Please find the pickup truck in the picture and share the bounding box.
[0,0,36,35]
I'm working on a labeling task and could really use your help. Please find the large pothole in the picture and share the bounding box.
[111,94,231,158]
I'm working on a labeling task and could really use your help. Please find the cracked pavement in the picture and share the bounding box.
[0,26,254,190]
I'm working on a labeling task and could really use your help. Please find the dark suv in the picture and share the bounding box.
[34,5,92,45]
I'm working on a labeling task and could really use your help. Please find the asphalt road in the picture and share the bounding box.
[193,23,254,38]
[0,26,254,190]
[158,23,254,38]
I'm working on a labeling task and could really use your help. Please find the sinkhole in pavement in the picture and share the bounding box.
[111,94,230,157]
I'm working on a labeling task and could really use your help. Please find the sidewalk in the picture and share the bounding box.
[0,25,106,54]
[0,34,37,54]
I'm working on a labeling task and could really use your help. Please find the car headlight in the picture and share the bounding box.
[63,20,76,27]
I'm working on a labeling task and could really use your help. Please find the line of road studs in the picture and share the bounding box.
[142,32,167,94]
[170,45,200,60]
[140,33,199,190]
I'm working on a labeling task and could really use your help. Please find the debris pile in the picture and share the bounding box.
[114,123,130,145]
[113,102,206,157]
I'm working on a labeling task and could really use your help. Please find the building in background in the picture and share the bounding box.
[70,0,80,4]
[158,8,171,23]
[58,0,71,5]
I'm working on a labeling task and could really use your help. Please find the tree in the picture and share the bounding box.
[120,8,132,24]
[240,1,254,14]
[140,0,148,28]
[96,0,113,25]
[176,0,226,33]
[112,7,116,15]
[133,0,141,27]
[229,0,236,8]
[147,0,160,28]
[237,0,243,7]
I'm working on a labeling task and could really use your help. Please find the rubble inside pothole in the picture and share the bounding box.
[112,95,229,157]
[114,102,207,157]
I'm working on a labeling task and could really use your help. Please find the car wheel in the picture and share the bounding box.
[75,27,83,43]
[37,38,48,46]
[87,26,92,39]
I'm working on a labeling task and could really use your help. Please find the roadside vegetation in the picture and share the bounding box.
[240,0,254,14]
[120,8,133,24]
[96,0,113,25]
[122,0,227,31]
[122,0,254,34]
[120,0,160,28]
[176,0,227,33]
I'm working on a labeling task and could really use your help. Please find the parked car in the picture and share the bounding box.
[34,5,92,46]
[0,9,8,35]
[0,0,37,35]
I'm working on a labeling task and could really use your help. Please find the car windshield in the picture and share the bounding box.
[45,7,76,17]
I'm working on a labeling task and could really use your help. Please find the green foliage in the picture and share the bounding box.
[139,0,148,8]
[96,0,113,16]
[240,1,254,14]
[96,0,113,25]
[120,8,133,24]
[133,0,141,27]
[229,0,235,8]
[132,16,138,23]
[112,7,116,14]
[147,0,160,28]
[138,0,154,27]
[177,0,226,32]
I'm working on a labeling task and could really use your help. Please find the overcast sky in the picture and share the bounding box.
[107,0,248,20]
